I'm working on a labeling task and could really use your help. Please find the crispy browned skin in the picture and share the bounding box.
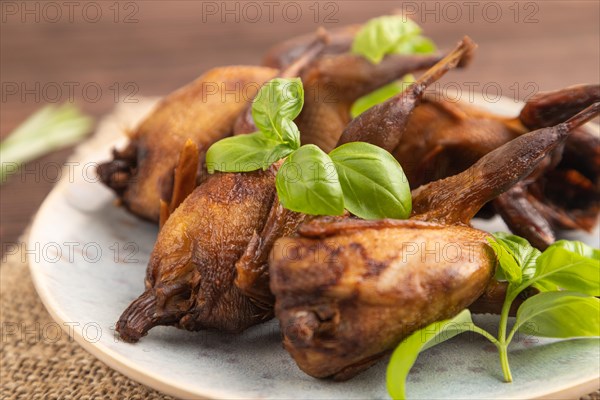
[116,168,277,341]
[99,26,462,224]
[97,66,278,222]
[519,84,600,129]
[493,185,557,249]
[392,97,526,188]
[234,199,307,309]
[270,220,495,380]
[538,125,600,231]
[411,104,600,225]
[158,139,200,228]
[234,38,475,310]
[390,84,600,249]
[297,51,445,152]
[240,38,447,150]
[270,103,600,380]
[116,37,475,343]
[336,36,475,150]
[237,26,446,150]
[496,84,600,248]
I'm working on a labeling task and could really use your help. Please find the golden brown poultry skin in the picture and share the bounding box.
[269,103,599,380]
[97,66,278,222]
[100,31,444,223]
[116,167,277,341]
[115,37,476,342]
[270,219,495,380]
[234,199,307,308]
[391,84,600,249]
[296,52,444,152]
[392,97,525,188]
[257,25,446,152]
[235,37,476,310]
[236,49,446,151]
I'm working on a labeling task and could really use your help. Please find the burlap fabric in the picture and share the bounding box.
[0,247,175,399]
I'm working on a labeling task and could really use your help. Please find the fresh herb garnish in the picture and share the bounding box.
[206,78,303,172]
[350,15,434,118]
[352,15,436,64]
[387,234,600,399]
[388,309,479,399]
[276,144,344,216]
[206,77,412,219]
[1,103,93,183]
[329,142,411,219]
[205,132,284,173]
[251,77,303,149]
[351,75,416,118]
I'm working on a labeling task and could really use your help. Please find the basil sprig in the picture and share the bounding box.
[206,77,412,219]
[352,15,436,64]
[387,234,600,399]
[350,15,434,118]
[206,78,303,173]
[276,144,344,216]
[329,143,411,219]
[387,309,492,399]
[351,74,415,118]
[251,77,303,148]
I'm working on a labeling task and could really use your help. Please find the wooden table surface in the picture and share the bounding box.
[1,0,599,251]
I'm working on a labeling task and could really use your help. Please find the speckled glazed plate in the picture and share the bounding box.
[29,95,600,399]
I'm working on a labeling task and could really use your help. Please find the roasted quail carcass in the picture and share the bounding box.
[116,38,475,343]
[496,85,600,248]
[235,37,477,307]
[269,103,600,380]
[98,26,442,222]
[98,34,329,223]
[117,167,278,338]
[234,34,445,151]
[391,84,600,248]
[97,31,329,223]
[97,66,278,222]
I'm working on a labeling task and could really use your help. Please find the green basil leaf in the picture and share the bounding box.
[487,238,522,285]
[531,241,600,296]
[551,240,600,259]
[279,117,301,149]
[329,142,411,219]
[491,232,541,284]
[515,291,600,338]
[1,104,93,183]
[261,143,295,170]
[393,35,437,55]
[275,144,344,216]
[493,233,540,276]
[387,310,474,400]
[206,132,278,173]
[351,15,434,64]
[252,77,303,147]
[532,280,561,293]
[350,75,415,118]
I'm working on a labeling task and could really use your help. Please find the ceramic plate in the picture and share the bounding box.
[29,95,600,399]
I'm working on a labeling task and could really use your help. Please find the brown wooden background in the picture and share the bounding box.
[1,0,599,252]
